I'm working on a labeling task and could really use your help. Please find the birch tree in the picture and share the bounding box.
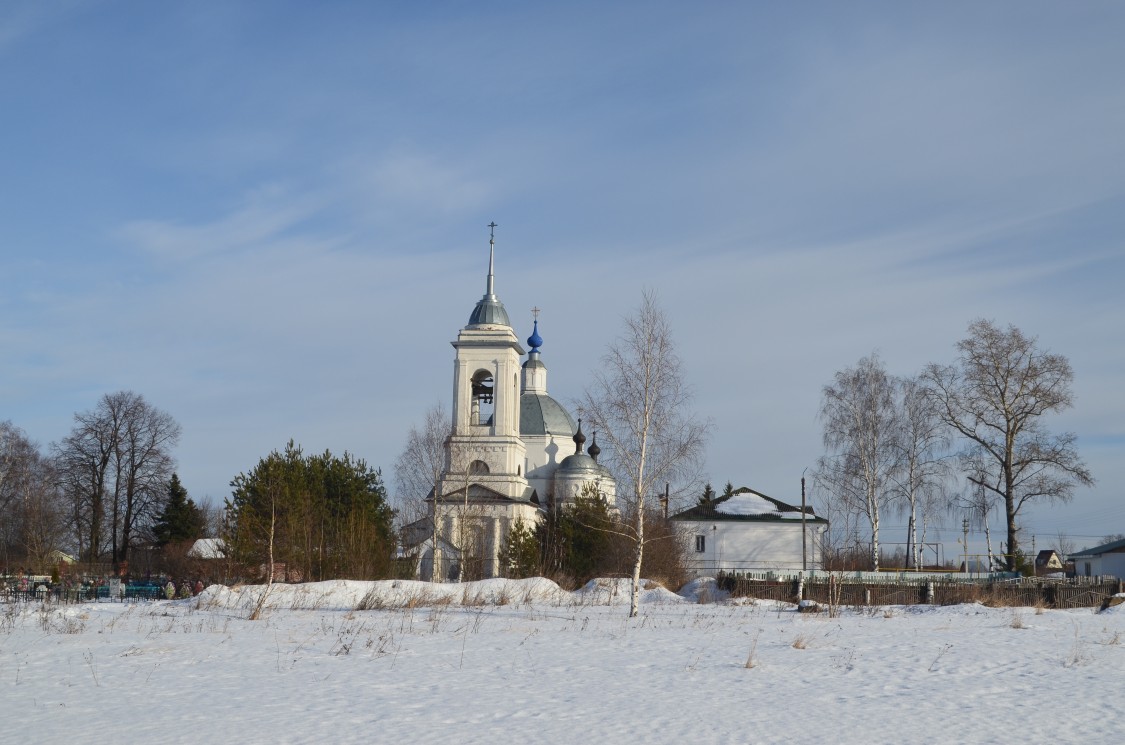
[580,291,707,617]
[892,376,951,569]
[923,320,1094,571]
[815,354,899,572]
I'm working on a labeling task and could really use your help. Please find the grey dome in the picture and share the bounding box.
[557,452,601,474]
[557,452,612,479]
[468,297,510,327]
[520,393,576,437]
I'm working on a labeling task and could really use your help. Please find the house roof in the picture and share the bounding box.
[186,538,227,559]
[1035,550,1062,566]
[1070,537,1125,559]
[671,487,826,523]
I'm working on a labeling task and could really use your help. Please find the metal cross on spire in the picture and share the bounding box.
[532,306,541,320]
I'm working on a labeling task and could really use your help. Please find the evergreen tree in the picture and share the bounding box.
[152,474,207,547]
[537,489,621,585]
[225,441,396,580]
[722,481,734,499]
[698,482,716,507]
[498,517,539,579]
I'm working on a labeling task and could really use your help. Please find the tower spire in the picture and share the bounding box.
[466,221,510,327]
[486,221,498,299]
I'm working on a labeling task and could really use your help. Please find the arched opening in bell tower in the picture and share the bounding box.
[470,369,495,428]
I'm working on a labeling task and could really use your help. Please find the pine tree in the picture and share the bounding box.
[152,474,207,547]
[536,489,621,585]
[698,482,716,507]
[226,442,397,580]
[498,517,539,578]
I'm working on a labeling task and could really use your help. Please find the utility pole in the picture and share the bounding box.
[801,472,808,572]
[962,518,970,575]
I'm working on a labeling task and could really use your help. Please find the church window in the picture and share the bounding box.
[695,535,706,553]
[468,460,490,475]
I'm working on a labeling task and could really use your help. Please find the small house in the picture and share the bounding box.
[1034,549,1064,576]
[671,487,828,576]
[1069,537,1125,579]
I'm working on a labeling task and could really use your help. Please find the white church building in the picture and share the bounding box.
[405,228,615,581]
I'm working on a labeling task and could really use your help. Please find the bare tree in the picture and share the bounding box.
[0,421,28,566]
[815,353,899,572]
[0,423,67,571]
[393,402,450,581]
[892,376,952,569]
[54,391,181,570]
[580,291,707,617]
[1053,531,1075,563]
[956,459,1001,570]
[923,320,1094,571]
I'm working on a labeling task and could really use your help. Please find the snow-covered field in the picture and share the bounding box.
[2,578,1122,744]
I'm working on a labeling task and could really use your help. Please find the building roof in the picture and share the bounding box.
[187,538,227,559]
[1070,537,1125,559]
[557,451,606,476]
[1035,549,1062,566]
[468,296,511,327]
[671,487,826,523]
[520,392,577,437]
[435,482,539,505]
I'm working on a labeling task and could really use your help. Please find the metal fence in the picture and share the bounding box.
[719,573,1124,609]
[2,583,168,604]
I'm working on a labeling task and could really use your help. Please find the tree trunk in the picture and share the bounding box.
[629,506,644,618]
[1005,499,1019,571]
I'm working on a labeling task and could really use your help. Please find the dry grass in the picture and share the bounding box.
[745,629,762,669]
[355,587,387,611]
[791,632,811,650]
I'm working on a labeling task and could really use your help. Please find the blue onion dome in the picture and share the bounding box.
[527,319,543,353]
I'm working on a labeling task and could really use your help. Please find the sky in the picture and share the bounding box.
[2,1,1123,553]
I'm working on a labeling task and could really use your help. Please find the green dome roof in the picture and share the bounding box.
[520,393,576,437]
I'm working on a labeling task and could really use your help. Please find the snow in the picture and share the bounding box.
[186,537,226,559]
[3,578,1124,743]
[713,492,806,519]
[714,492,779,516]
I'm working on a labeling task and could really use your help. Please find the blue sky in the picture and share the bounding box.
[3,1,1123,551]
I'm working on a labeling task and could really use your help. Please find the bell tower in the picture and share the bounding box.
[440,224,532,502]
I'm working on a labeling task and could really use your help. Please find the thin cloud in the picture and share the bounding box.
[118,185,328,262]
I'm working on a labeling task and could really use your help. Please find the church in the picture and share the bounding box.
[405,228,616,581]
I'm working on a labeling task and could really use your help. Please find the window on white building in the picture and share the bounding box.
[695,535,706,553]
